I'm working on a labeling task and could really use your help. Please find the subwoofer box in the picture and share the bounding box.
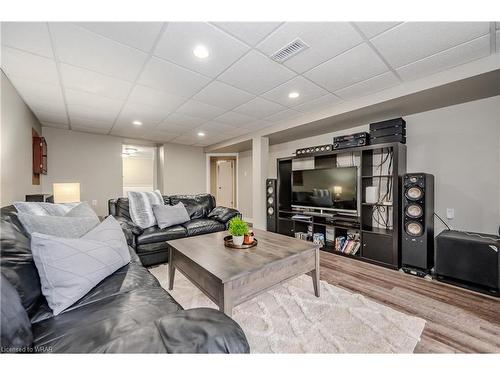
[435,230,500,296]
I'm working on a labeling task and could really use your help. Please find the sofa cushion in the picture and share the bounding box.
[169,194,215,220]
[136,225,187,247]
[13,202,77,216]
[152,202,190,229]
[127,190,164,229]
[207,206,240,223]
[1,274,33,352]
[18,212,99,238]
[31,216,131,315]
[0,206,43,317]
[182,218,225,237]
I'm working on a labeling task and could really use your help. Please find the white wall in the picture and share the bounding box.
[238,150,253,219]
[162,143,206,195]
[122,155,154,194]
[41,127,123,216]
[0,71,43,205]
[240,96,500,234]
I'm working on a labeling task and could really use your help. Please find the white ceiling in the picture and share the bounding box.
[1,22,496,147]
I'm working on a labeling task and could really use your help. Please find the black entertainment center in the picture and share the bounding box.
[275,141,406,270]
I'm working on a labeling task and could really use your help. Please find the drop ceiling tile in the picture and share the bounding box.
[214,111,255,127]
[371,22,490,68]
[138,57,211,98]
[1,22,53,58]
[192,80,255,109]
[127,85,186,113]
[154,22,249,77]
[176,99,226,120]
[261,76,328,107]
[50,23,149,81]
[76,22,164,52]
[70,116,113,130]
[264,109,300,123]
[160,113,206,129]
[212,22,282,46]
[116,101,172,128]
[335,71,400,100]
[232,97,286,118]
[246,120,273,130]
[218,50,295,95]
[142,129,181,142]
[72,126,110,134]
[197,121,240,134]
[353,22,401,38]
[32,109,68,125]
[65,89,124,113]
[170,135,198,145]
[293,94,343,113]
[40,122,69,129]
[257,22,363,73]
[60,63,133,100]
[304,43,388,92]
[6,75,65,112]
[67,103,118,124]
[1,46,60,85]
[396,35,491,82]
[110,127,146,139]
[155,122,186,133]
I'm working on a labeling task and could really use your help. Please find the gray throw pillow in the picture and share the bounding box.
[17,202,100,238]
[30,216,131,315]
[152,202,190,229]
[17,213,99,238]
[127,190,164,229]
[13,202,78,216]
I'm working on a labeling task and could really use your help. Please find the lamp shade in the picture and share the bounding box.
[333,186,343,195]
[53,183,80,203]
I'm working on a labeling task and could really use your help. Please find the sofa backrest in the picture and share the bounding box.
[109,194,215,221]
[0,206,43,318]
[169,194,216,220]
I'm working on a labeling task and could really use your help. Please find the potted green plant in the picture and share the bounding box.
[228,217,249,246]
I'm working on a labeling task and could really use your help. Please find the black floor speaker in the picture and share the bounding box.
[266,179,277,232]
[401,173,434,273]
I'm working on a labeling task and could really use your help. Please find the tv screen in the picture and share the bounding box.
[292,167,357,211]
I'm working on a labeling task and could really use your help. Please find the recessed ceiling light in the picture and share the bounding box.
[288,92,300,99]
[197,132,206,137]
[132,120,143,126]
[193,45,209,59]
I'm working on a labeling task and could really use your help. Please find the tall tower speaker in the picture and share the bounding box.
[402,173,435,274]
[266,179,277,232]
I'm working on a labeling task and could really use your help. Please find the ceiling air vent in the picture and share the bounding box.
[270,38,309,63]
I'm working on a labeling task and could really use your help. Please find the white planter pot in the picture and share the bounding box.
[232,235,244,246]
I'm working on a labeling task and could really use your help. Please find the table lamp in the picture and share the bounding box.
[53,183,81,203]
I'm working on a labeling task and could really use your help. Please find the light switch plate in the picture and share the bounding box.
[92,200,98,207]
[446,208,454,219]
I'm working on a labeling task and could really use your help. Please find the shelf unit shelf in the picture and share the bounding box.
[361,175,393,178]
[362,202,393,206]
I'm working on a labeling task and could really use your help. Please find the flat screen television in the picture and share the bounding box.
[292,167,358,213]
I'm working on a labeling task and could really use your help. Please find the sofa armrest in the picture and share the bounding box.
[155,308,249,353]
[207,206,241,224]
[114,216,143,247]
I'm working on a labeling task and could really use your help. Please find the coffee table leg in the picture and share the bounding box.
[311,248,320,297]
[168,247,175,290]
[220,283,233,317]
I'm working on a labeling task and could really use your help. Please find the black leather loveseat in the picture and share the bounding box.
[109,193,240,266]
[0,205,249,353]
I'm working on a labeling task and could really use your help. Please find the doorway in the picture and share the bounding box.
[209,156,237,208]
[122,145,157,196]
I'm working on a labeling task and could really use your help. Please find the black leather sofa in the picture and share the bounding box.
[0,205,249,353]
[109,193,240,266]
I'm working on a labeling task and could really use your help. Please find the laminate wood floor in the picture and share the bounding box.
[319,251,500,353]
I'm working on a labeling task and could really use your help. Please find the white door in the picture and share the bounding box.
[216,160,234,208]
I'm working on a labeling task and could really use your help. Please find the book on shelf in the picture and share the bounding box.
[335,231,361,255]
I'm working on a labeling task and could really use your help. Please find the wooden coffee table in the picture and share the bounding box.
[166,229,320,317]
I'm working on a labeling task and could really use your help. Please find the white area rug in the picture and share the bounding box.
[149,264,426,353]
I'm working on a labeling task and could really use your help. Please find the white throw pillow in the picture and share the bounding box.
[30,216,131,315]
[152,202,190,229]
[127,190,164,229]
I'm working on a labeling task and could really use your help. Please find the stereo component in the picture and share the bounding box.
[370,118,406,145]
[401,173,434,274]
[266,179,277,232]
[333,132,369,150]
[295,144,333,157]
